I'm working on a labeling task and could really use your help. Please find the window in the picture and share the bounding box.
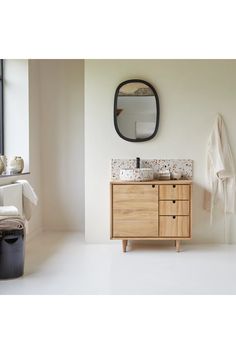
[0,60,3,154]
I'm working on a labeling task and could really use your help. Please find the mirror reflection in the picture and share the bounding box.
[114,80,159,142]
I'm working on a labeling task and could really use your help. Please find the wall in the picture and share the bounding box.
[27,60,43,237]
[85,60,236,243]
[39,60,84,231]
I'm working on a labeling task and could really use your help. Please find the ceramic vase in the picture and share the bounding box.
[9,156,24,174]
[0,156,4,175]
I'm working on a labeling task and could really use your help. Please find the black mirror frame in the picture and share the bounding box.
[114,79,159,142]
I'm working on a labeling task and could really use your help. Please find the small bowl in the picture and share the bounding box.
[172,171,182,180]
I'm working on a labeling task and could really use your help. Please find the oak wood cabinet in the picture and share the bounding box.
[110,180,192,252]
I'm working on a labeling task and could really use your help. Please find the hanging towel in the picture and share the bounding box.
[15,180,38,221]
[204,114,235,222]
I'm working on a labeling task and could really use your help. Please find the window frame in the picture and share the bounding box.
[0,59,4,154]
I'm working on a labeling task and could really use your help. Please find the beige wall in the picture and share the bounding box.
[38,60,84,231]
[27,60,43,236]
[85,60,236,243]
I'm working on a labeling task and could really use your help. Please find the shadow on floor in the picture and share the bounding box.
[128,240,177,252]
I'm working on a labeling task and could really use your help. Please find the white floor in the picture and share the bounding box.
[1,232,236,294]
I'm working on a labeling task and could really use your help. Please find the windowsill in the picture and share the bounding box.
[0,172,30,178]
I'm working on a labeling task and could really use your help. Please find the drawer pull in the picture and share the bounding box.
[173,216,176,219]
[152,185,155,188]
[173,185,176,188]
[172,200,176,203]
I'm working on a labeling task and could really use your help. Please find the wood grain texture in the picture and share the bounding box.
[159,216,190,237]
[114,209,157,221]
[176,240,181,252]
[113,185,158,212]
[111,237,191,240]
[159,200,189,215]
[122,240,128,252]
[159,185,190,200]
[110,183,113,239]
[112,184,158,238]
[111,181,192,245]
[189,184,192,238]
[113,221,158,238]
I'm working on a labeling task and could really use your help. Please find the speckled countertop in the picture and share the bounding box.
[111,159,193,180]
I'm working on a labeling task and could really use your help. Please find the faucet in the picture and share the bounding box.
[136,157,140,169]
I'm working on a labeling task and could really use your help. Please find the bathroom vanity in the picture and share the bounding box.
[110,180,192,252]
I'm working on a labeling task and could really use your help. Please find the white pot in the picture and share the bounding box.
[172,171,182,180]
[0,156,4,175]
[0,155,7,171]
[9,156,24,174]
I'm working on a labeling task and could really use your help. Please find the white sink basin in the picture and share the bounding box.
[119,168,154,181]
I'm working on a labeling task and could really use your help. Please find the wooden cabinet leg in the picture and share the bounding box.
[176,240,180,252]
[122,240,128,252]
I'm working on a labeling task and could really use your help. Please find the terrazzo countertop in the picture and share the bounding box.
[111,159,193,180]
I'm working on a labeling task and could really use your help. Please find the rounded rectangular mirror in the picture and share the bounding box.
[114,79,159,142]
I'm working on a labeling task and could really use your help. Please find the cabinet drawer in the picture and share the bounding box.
[159,185,189,200]
[112,185,158,212]
[113,221,158,238]
[159,216,190,237]
[159,200,189,215]
[113,184,158,210]
[114,209,158,221]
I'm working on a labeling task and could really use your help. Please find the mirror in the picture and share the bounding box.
[114,79,159,142]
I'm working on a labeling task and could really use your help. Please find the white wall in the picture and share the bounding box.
[39,60,84,231]
[4,60,29,171]
[85,60,236,243]
[27,60,43,237]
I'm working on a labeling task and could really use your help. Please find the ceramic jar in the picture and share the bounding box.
[9,156,24,174]
[0,155,7,172]
[0,156,5,175]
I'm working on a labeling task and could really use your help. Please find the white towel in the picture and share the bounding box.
[15,180,38,221]
[15,180,38,205]
[205,114,235,222]
[0,206,19,216]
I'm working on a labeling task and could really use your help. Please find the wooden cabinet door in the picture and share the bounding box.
[112,184,158,237]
